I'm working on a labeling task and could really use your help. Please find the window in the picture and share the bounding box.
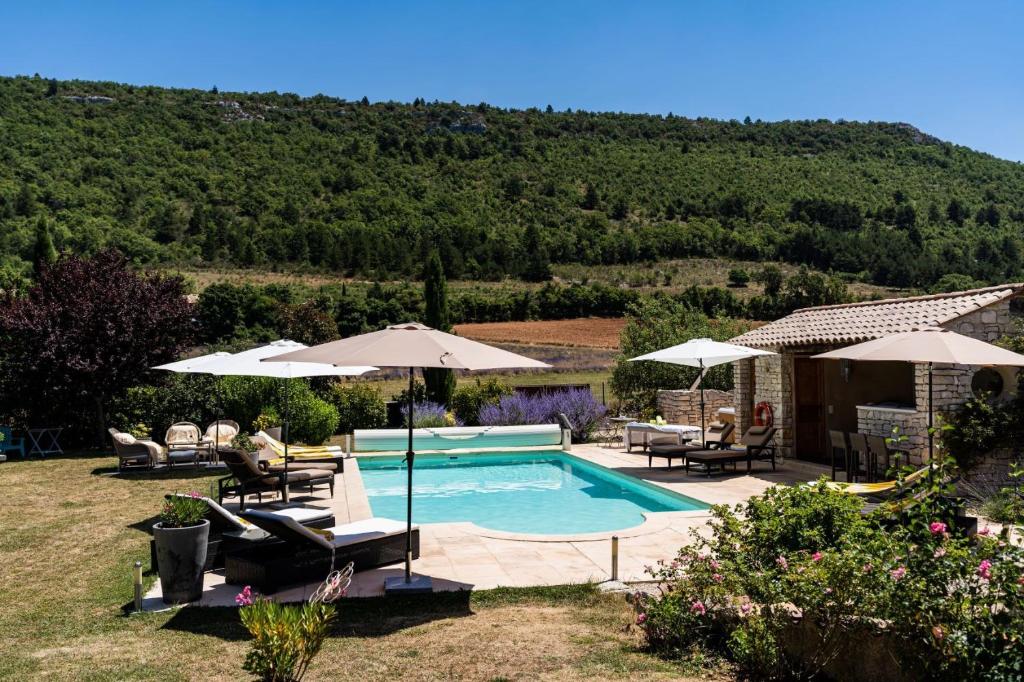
[971,367,1004,399]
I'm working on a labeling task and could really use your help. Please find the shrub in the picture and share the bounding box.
[290,393,339,445]
[727,268,750,287]
[944,396,1005,471]
[327,383,387,434]
[478,389,606,441]
[401,400,461,428]
[450,378,513,426]
[252,409,281,433]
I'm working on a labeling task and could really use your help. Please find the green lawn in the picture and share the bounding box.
[0,455,724,681]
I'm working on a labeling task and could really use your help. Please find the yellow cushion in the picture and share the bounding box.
[308,527,335,542]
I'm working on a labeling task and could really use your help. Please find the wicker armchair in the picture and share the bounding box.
[109,428,163,471]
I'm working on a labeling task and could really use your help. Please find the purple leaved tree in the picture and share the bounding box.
[0,251,194,446]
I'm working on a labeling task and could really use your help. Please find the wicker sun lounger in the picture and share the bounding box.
[149,494,335,572]
[684,425,778,477]
[227,511,418,593]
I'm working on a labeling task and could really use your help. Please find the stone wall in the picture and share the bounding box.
[656,388,733,428]
[755,353,794,456]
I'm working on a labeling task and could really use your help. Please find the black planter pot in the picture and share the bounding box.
[265,427,283,441]
[153,519,210,604]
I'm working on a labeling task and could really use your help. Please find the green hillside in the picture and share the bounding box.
[2,74,1023,289]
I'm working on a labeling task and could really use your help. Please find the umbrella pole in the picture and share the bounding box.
[406,366,415,583]
[283,378,290,502]
[699,359,706,448]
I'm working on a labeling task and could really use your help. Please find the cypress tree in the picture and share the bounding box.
[522,223,551,282]
[32,215,57,275]
[422,249,455,406]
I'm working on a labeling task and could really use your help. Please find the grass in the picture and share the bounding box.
[0,455,725,681]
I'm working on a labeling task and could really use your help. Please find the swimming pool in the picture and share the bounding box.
[357,450,707,535]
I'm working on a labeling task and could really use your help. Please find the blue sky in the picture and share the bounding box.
[2,1,1022,161]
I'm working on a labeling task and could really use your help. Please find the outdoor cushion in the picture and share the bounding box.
[113,432,136,445]
[241,509,412,552]
[171,493,333,531]
[267,462,338,474]
[206,423,238,443]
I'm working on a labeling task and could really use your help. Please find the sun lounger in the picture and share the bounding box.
[218,447,335,510]
[625,422,703,452]
[646,422,735,468]
[255,430,346,472]
[684,425,778,477]
[821,465,932,496]
[227,510,418,592]
[149,494,335,572]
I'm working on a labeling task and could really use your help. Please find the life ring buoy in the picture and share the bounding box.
[754,402,774,428]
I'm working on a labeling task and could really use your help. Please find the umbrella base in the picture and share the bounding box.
[384,574,433,595]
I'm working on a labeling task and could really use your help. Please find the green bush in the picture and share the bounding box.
[289,392,339,445]
[450,378,513,426]
[326,383,387,434]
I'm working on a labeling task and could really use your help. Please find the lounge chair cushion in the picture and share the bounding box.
[174,493,334,532]
[268,462,339,474]
[241,509,412,552]
[113,432,136,445]
[206,423,238,444]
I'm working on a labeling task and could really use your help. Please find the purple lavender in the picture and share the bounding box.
[479,388,606,441]
[401,400,463,428]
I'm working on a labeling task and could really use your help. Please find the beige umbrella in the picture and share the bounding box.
[813,327,1024,466]
[264,322,550,592]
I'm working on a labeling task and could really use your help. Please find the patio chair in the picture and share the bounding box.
[0,426,26,459]
[149,493,335,572]
[217,447,334,511]
[645,422,735,468]
[847,432,871,482]
[165,421,211,467]
[205,419,240,448]
[683,425,778,477]
[828,430,850,482]
[865,434,892,481]
[108,428,163,471]
[227,509,418,593]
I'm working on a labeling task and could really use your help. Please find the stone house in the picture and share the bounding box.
[722,284,1024,464]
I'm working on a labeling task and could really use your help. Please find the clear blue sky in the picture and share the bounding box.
[2,1,1022,161]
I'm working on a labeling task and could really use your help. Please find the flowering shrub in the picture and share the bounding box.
[478,389,607,441]
[635,459,1024,679]
[237,566,352,681]
[401,400,463,428]
[159,491,208,528]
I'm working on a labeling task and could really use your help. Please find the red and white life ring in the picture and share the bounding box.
[754,401,774,427]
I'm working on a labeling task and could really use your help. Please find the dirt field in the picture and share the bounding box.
[455,318,626,349]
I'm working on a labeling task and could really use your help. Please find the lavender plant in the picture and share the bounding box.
[478,389,606,441]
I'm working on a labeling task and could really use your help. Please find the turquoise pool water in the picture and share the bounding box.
[358,451,707,534]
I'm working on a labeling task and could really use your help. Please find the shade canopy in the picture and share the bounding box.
[201,340,377,378]
[628,338,776,367]
[812,327,1024,366]
[264,322,551,371]
[153,351,232,373]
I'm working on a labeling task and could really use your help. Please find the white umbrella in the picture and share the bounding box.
[154,351,234,457]
[200,340,376,478]
[629,338,776,446]
[813,327,1024,466]
[265,322,550,592]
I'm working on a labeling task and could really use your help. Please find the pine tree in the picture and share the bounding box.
[32,215,57,275]
[422,250,455,406]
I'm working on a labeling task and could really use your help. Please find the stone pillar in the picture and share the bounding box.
[733,358,755,436]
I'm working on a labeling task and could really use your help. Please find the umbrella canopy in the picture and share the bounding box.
[200,339,377,378]
[813,327,1024,366]
[263,322,550,371]
[813,327,1024,468]
[153,351,232,373]
[264,322,550,592]
[629,339,776,445]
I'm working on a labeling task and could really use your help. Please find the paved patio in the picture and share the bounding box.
[145,443,829,607]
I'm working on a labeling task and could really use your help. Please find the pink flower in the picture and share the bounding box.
[740,600,753,616]
[712,573,724,583]
[690,600,707,616]
[977,559,993,580]
[189,490,201,499]
[776,555,788,571]
[862,563,873,573]
[933,547,947,558]
[636,612,647,625]
[890,566,907,581]
[235,585,254,606]
[978,527,992,536]
[929,521,947,535]
[709,559,721,570]
[824,587,833,595]
[1017,574,1024,587]
[811,551,823,562]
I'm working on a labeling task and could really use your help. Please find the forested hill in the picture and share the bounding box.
[2,74,1024,290]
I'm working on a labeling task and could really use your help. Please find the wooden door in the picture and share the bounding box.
[793,357,826,461]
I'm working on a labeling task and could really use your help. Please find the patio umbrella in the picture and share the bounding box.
[628,339,776,447]
[198,340,376,478]
[153,351,234,456]
[264,322,550,592]
[813,327,1024,466]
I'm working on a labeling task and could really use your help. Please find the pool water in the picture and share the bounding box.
[358,451,707,535]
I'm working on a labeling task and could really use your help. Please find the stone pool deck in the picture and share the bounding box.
[145,444,829,607]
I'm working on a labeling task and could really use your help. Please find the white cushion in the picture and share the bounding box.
[113,432,136,445]
[206,423,238,443]
[327,518,410,549]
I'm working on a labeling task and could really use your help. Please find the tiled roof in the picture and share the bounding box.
[731,283,1024,349]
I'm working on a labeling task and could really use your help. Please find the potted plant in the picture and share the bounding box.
[231,432,259,455]
[153,491,210,604]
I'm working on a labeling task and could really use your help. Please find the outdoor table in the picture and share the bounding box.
[602,416,636,448]
[27,427,63,457]
[624,422,701,452]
